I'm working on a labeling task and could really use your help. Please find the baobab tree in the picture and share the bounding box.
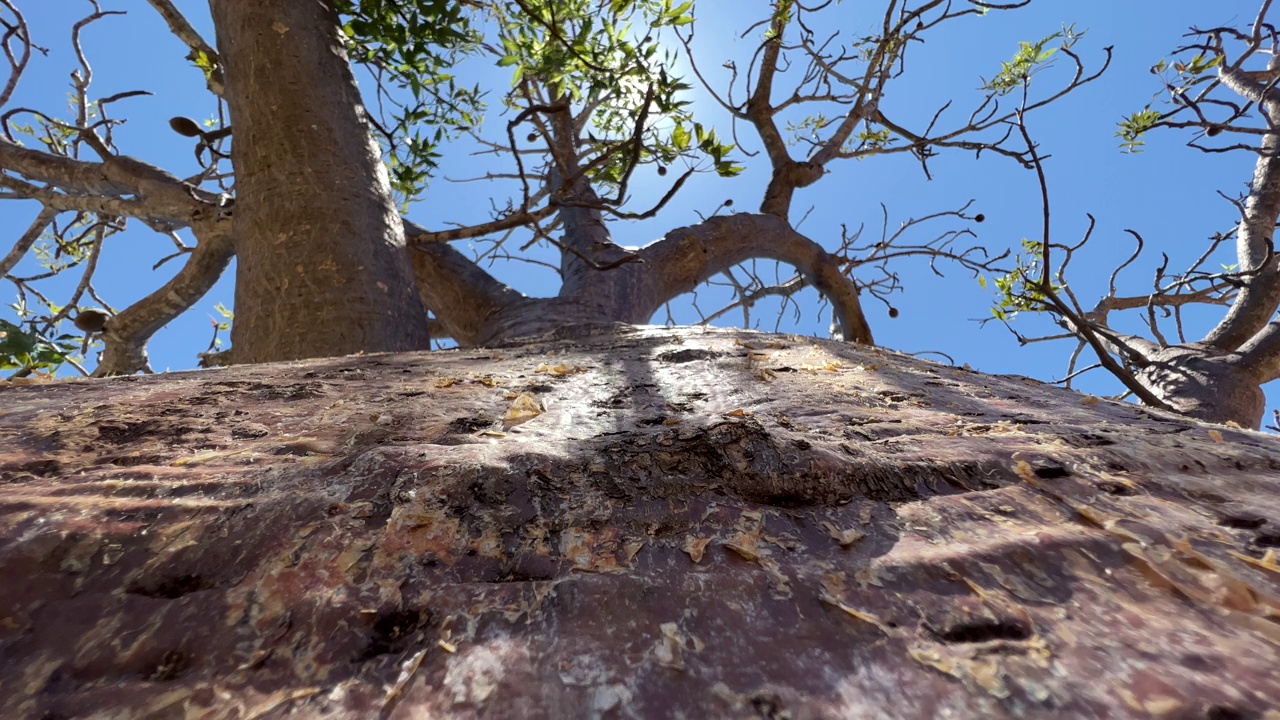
[4,4,1280,717]
[0,0,1100,375]
[995,1,1280,429]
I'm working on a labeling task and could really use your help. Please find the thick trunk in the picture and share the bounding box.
[5,327,1280,718]
[1136,344,1266,428]
[211,0,429,364]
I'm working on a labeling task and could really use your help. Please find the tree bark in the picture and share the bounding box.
[3,326,1280,718]
[1135,344,1267,428]
[408,213,874,347]
[211,0,429,363]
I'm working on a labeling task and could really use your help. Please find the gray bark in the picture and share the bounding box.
[1136,344,1267,427]
[409,213,873,348]
[211,0,429,363]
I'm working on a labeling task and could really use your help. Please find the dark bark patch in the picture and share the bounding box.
[1096,481,1134,496]
[231,423,270,439]
[358,608,430,661]
[96,420,201,445]
[657,348,717,363]
[1218,513,1267,530]
[748,690,789,719]
[1205,706,1254,720]
[1252,533,1280,548]
[935,619,1031,645]
[1062,432,1117,448]
[260,382,326,400]
[448,415,495,433]
[1030,460,1070,479]
[591,473,633,500]
[125,574,215,600]
[104,454,167,467]
[1186,489,1229,504]
[2,459,61,480]
[143,650,193,682]
[498,554,560,583]
[1179,653,1221,672]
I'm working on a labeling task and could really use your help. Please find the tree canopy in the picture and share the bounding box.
[1,0,1278,428]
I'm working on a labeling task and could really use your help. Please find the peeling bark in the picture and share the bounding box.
[3,326,1279,719]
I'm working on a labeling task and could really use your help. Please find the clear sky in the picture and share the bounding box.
[2,1,1273,420]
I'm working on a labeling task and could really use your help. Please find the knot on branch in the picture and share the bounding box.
[778,160,825,188]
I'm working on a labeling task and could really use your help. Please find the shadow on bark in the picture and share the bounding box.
[2,326,1279,718]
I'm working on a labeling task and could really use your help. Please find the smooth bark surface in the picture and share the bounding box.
[211,0,429,363]
[408,213,873,348]
[3,326,1280,718]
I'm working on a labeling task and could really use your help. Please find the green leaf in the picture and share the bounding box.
[981,28,1077,95]
[1116,106,1161,153]
[672,123,690,150]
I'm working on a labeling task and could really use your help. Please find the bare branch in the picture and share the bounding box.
[145,0,224,95]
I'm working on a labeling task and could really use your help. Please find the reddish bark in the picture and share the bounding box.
[2,327,1278,718]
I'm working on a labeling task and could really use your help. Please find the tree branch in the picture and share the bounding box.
[94,223,235,375]
[631,213,873,344]
[407,240,528,347]
[144,0,224,95]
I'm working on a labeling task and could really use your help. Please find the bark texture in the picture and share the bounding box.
[3,326,1280,719]
[211,0,429,363]
[1136,344,1267,428]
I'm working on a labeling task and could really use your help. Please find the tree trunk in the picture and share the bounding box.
[1135,344,1266,429]
[3,326,1279,718]
[211,0,429,363]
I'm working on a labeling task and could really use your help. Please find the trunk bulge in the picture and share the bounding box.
[211,0,429,363]
[1136,344,1266,428]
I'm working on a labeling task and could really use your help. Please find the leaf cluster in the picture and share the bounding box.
[981,27,1078,96]
[334,0,486,199]
[0,317,77,373]
[494,0,738,187]
[1116,53,1221,153]
[983,238,1058,321]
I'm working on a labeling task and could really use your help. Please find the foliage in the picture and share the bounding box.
[984,239,1057,321]
[334,0,485,199]
[0,317,77,373]
[981,27,1079,95]
[327,0,739,199]
[1115,52,1221,153]
[1116,106,1160,153]
[490,0,739,187]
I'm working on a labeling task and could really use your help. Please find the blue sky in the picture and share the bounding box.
[2,1,1272,418]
